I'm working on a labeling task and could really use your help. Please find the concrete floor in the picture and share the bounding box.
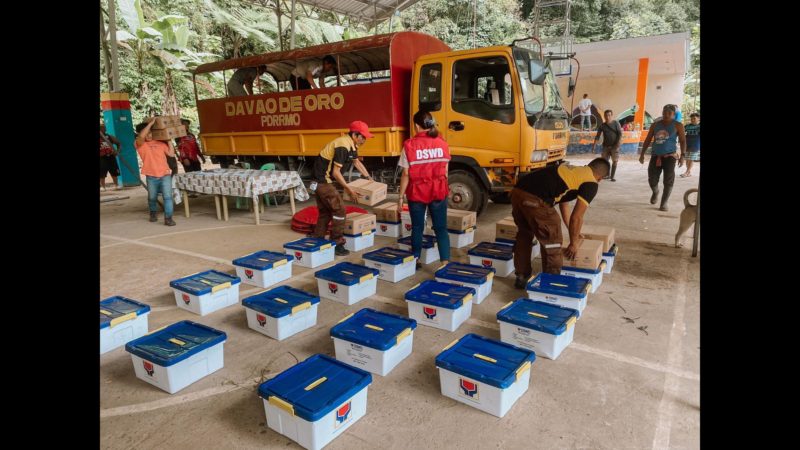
[100,157,700,450]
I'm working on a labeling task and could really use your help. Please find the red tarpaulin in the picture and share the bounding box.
[290,205,368,234]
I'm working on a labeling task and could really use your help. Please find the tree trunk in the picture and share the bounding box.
[162,69,180,116]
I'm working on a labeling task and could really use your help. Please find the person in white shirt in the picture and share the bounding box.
[290,55,336,90]
[578,94,593,131]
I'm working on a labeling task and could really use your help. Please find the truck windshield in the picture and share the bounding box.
[512,47,565,117]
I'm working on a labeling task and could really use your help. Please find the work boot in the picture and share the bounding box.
[649,187,660,205]
[335,244,350,256]
[514,275,527,290]
[164,217,176,226]
[610,163,617,181]
[149,211,158,222]
[416,261,423,270]
[659,186,673,211]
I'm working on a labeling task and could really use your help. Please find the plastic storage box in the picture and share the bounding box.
[170,270,241,316]
[467,242,515,277]
[495,238,541,259]
[435,333,535,418]
[362,247,416,283]
[602,243,618,274]
[259,354,372,450]
[330,308,417,376]
[242,286,320,341]
[526,272,590,317]
[232,250,294,288]
[560,262,606,294]
[100,296,151,355]
[315,262,379,305]
[343,229,376,252]
[405,280,475,332]
[284,237,336,269]
[376,220,401,238]
[448,226,476,249]
[397,234,439,265]
[400,209,426,238]
[497,299,578,360]
[434,262,496,304]
[125,320,227,394]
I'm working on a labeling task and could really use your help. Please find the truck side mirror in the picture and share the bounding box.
[528,60,548,85]
[567,77,576,97]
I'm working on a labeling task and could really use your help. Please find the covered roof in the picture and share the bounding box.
[292,0,421,24]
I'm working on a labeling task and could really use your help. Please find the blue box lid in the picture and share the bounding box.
[497,298,578,335]
[526,272,590,299]
[344,229,376,238]
[258,354,372,422]
[330,308,417,351]
[448,225,476,235]
[232,250,294,271]
[434,262,495,284]
[603,243,618,257]
[467,242,514,261]
[99,296,151,330]
[561,262,605,275]
[494,238,514,246]
[283,237,336,252]
[241,286,320,319]
[314,262,379,286]
[404,280,475,309]
[125,320,227,367]
[362,247,415,265]
[397,234,436,249]
[169,270,241,296]
[435,333,535,389]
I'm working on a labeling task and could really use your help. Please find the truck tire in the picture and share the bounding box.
[448,170,488,215]
[489,192,511,204]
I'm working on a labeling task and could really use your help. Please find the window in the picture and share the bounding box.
[418,63,442,111]
[451,56,514,124]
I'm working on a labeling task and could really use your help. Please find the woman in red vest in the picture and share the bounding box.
[397,110,451,268]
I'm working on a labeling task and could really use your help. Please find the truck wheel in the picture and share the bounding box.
[489,192,511,204]
[448,171,488,214]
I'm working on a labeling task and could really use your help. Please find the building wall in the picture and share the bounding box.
[556,73,686,118]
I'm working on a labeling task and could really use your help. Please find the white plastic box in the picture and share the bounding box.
[362,247,416,283]
[397,234,439,265]
[405,280,475,332]
[315,262,379,305]
[561,262,606,294]
[170,270,241,316]
[448,226,476,248]
[435,333,535,418]
[100,296,151,355]
[526,272,591,318]
[467,241,515,277]
[125,320,227,394]
[343,229,376,252]
[376,220,401,238]
[232,250,294,288]
[602,244,618,273]
[331,308,417,376]
[242,286,320,341]
[400,209,427,238]
[259,354,372,450]
[284,237,336,269]
[497,298,579,360]
[434,262,496,304]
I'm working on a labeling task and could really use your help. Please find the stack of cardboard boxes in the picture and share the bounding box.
[149,115,186,141]
[446,210,476,248]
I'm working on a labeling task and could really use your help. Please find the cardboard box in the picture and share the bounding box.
[496,218,518,241]
[345,212,376,235]
[446,210,476,231]
[565,239,604,270]
[373,202,399,223]
[343,179,388,206]
[581,225,615,251]
[151,115,181,130]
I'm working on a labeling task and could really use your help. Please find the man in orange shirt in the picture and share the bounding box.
[135,118,178,226]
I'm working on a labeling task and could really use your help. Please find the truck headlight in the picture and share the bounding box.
[530,150,548,163]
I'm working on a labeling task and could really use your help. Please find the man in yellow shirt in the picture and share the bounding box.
[510,158,610,287]
[135,118,178,226]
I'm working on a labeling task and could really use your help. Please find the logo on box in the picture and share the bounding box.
[459,378,479,400]
[481,259,493,268]
[517,327,530,336]
[143,361,155,377]
[334,401,352,428]
[256,313,267,327]
[244,269,254,279]
[182,293,191,304]
[405,223,412,231]
[294,251,303,261]
[380,224,388,232]
[423,307,437,320]
[328,283,338,294]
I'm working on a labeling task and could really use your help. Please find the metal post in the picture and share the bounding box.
[290,0,296,49]
[276,1,284,51]
[107,0,121,91]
